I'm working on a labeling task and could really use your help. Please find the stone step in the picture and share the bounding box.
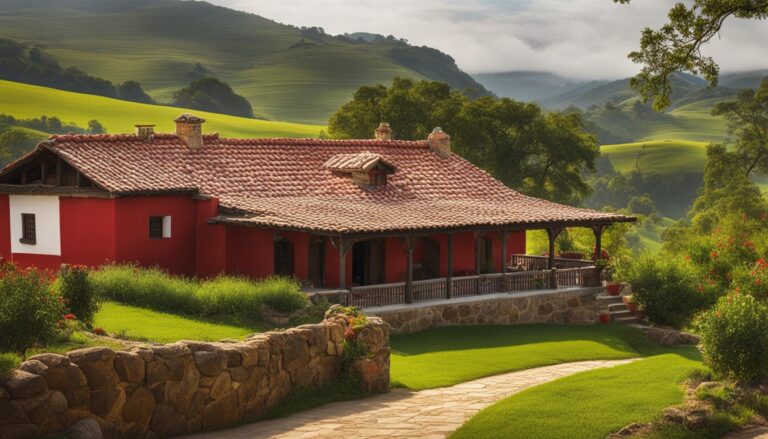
[607,303,628,312]
[613,316,642,324]
[596,295,623,304]
[609,310,633,319]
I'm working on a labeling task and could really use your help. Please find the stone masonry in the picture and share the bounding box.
[367,287,603,334]
[0,312,390,439]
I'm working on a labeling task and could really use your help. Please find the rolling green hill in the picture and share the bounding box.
[601,140,708,175]
[0,80,325,138]
[0,0,487,124]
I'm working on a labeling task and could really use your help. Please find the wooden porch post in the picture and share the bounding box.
[446,234,454,299]
[500,229,509,292]
[592,224,606,260]
[403,237,417,304]
[546,227,563,269]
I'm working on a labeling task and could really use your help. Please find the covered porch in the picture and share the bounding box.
[309,222,612,308]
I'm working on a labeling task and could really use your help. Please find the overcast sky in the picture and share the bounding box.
[208,0,768,79]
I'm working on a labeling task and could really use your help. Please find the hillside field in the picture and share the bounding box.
[600,139,708,175]
[0,80,325,138]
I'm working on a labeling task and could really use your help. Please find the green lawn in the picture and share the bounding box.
[452,349,704,439]
[0,80,325,138]
[93,301,260,343]
[390,325,649,390]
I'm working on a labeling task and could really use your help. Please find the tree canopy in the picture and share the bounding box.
[172,77,255,119]
[328,78,599,204]
[615,0,768,110]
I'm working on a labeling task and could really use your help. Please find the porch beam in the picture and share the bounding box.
[446,234,454,299]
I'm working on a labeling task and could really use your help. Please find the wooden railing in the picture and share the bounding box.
[510,254,595,270]
[345,266,599,308]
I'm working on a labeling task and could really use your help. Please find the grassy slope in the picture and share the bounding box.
[0,0,428,123]
[600,139,708,175]
[390,325,644,390]
[452,349,703,439]
[93,301,259,343]
[0,80,324,137]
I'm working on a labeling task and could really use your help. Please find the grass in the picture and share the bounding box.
[389,324,652,390]
[93,301,259,343]
[90,264,308,321]
[452,349,704,439]
[601,139,709,175]
[1,330,125,376]
[0,80,325,137]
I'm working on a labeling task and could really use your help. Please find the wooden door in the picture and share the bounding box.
[307,237,325,287]
[422,238,440,279]
[367,239,385,285]
[274,239,294,277]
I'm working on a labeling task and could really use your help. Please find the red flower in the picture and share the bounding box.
[710,251,719,259]
[63,313,76,321]
[756,278,763,286]
[716,311,723,318]
[343,328,357,341]
[93,327,106,336]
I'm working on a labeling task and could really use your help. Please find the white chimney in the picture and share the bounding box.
[374,122,392,141]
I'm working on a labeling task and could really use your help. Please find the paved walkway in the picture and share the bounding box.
[185,359,636,439]
[725,426,768,439]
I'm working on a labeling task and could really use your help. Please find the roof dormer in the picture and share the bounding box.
[323,151,395,187]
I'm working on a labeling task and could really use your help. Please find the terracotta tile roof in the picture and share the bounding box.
[0,133,634,234]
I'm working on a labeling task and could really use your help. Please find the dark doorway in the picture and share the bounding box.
[308,236,325,287]
[352,239,385,286]
[274,238,294,277]
[421,238,441,279]
[478,236,494,273]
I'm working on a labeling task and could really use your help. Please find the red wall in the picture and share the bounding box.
[195,198,226,278]
[0,194,10,261]
[60,198,116,267]
[114,196,197,275]
[225,226,274,278]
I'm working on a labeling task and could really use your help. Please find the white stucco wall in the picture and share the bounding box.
[9,195,61,255]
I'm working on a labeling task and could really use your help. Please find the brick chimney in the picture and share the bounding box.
[175,114,205,149]
[374,122,392,141]
[428,127,451,157]
[135,124,155,142]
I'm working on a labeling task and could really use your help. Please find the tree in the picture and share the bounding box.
[87,120,105,134]
[329,78,600,204]
[615,0,768,110]
[711,78,768,177]
[172,77,254,118]
[116,81,155,104]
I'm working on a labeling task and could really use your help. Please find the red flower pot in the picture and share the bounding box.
[599,313,611,324]
[627,302,639,314]
[606,283,621,296]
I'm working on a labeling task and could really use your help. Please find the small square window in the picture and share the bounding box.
[369,170,387,186]
[149,216,164,239]
[149,216,171,239]
[20,213,36,245]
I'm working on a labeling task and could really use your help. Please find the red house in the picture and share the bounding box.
[0,115,632,304]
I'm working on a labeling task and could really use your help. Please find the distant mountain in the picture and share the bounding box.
[0,0,489,124]
[473,71,590,102]
[720,70,768,90]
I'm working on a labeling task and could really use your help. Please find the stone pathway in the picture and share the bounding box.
[725,426,768,439]
[184,359,636,439]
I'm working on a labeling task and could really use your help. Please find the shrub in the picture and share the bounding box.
[0,263,63,353]
[90,264,198,315]
[91,265,307,322]
[625,255,708,328]
[255,276,307,313]
[697,293,768,383]
[56,265,99,326]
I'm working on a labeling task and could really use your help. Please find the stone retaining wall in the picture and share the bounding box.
[367,287,603,334]
[0,311,390,439]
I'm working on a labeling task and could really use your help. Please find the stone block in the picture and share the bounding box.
[68,348,119,390]
[114,352,145,383]
[123,388,155,425]
[1,370,47,399]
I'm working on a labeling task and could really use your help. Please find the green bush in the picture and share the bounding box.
[56,265,99,326]
[0,264,64,353]
[90,265,198,315]
[91,265,306,321]
[626,255,708,328]
[697,293,768,383]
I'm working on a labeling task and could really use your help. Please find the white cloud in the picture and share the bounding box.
[209,0,768,79]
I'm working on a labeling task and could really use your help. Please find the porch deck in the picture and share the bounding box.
[309,255,599,308]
